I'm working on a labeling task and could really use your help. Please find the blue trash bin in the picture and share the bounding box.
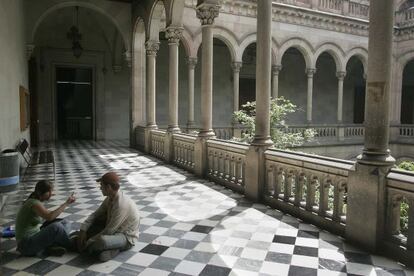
[0,150,19,193]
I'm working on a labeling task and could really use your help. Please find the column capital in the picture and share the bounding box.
[165,26,183,45]
[145,40,160,56]
[306,68,316,77]
[124,50,132,67]
[231,61,243,73]
[26,44,35,60]
[336,71,346,80]
[272,65,282,74]
[187,57,198,69]
[196,3,220,26]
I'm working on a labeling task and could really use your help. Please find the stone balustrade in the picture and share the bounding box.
[213,127,234,140]
[172,133,196,172]
[400,125,414,137]
[151,130,166,159]
[344,125,364,137]
[384,169,414,264]
[206,139,249,193]
[264,149,354,234]
[396,8,414,28]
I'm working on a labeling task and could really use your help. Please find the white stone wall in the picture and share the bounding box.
[0,0,29,150]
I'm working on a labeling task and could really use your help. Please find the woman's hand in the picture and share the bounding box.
[66,192,76,205]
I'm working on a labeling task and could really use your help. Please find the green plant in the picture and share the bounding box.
[233,97,316,149]
[396,162,413,235]
[398,161,414,172]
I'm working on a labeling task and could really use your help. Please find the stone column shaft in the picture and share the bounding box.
[306,68,316,123]
[232,62,242,112]
[272,65,282,99]
[187,58,197,127]
[145,41,159,127]
[337,71,346,123]
[166,27,183,132]
[252,0,273,145]
[360,0,395,164]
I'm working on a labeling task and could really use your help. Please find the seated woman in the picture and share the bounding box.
[15,180,76,256]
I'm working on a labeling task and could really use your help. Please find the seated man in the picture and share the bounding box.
[77,172,140,261]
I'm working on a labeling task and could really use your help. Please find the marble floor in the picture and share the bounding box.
[0,140,412,276]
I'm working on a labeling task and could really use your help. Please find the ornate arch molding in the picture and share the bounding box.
[146,0,167,41]
[396,50,414,73]
[30,1,131,52]
[313,42,345,72]
[180,27,195,58]
[344,47,368,74]
[193,26,238,62]
[276,37,313,68]
[237,33,257,62]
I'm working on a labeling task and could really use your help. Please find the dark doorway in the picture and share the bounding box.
[56,67,93,140]
[353,86,365,124]
[239,78,256,109]
[401,86,414,124]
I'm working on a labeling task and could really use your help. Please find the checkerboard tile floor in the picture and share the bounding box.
[1,140,413,276]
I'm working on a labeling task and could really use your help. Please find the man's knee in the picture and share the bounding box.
[88,236,107,253]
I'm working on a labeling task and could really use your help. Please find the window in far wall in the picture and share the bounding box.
[19,86,30,131]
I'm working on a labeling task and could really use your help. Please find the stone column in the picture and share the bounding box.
[306,68,316,123]
[272,65,282,99]
[336,71,346,123]
[245,0,273,201]
[194,2,220,176]
[232,62,242,112]
[166,26,183,132]
[346,0,395,252]
[187,57,197,129]
[144,40,159,152]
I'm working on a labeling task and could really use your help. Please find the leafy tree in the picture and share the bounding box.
[232,97,315,149]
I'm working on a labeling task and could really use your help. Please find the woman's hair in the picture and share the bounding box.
[27,180,54,201]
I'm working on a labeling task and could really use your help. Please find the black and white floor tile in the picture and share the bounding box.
[1,140,413,276]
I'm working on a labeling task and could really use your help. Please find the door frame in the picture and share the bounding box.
[53,64,96,140]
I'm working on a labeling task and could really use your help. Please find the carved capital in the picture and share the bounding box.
[187,57,198,69]
[124,51,132,68]
[336,71,346,80]
[272,65,282,75]
[196,3,220,26]
[145,41,160,56]
[231,62,242,73]
[165,26,183,45]
[306,68,316,77]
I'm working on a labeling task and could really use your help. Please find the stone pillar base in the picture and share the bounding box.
[346,162,393,251]
[164,129,180,162]
[245,144,271,201]
[144,125,157,153]
[194,137,209,177]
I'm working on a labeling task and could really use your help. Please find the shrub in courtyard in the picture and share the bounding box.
[232,97,315,149]
[397,161,414,234]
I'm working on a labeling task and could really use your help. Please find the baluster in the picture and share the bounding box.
[235,159,241,184]
[275,168,284,199]
[306,175,317,211]
[224,154,230,180]
[208,150,213,175]
[387,194,402,236]
[319,178,330,217]
[295,173,305,206]
[218,152,224,178]
[175,143,180,163]
[213,152,219,176]
[284,170,293,202]
[333,181,346,221]
[240,161,246,186]
[267,166,274,196]
[230,156,236,183]
[407,199,414,250]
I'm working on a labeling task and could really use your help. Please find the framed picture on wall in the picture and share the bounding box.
[19,86,30,131]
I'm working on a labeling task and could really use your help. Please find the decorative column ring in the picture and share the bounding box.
[336,71,346,123]
[187,57,198,128]
[196,2,220,136]
[232,62,243,112]
[145,40,160,128]
[306,68,316,124]
[272,65,282,99]
[165,26,183,132]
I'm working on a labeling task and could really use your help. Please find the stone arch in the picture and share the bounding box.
[237,33,257,62]
[180,27,194,59]
[397,50,414,72]
[194,26,238,62]
[30,1,130,51]
[277,38,313,68]
[345,47,368,75]
[164,0,185,27]
[313,42,345,72]
[147,0,167,41]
